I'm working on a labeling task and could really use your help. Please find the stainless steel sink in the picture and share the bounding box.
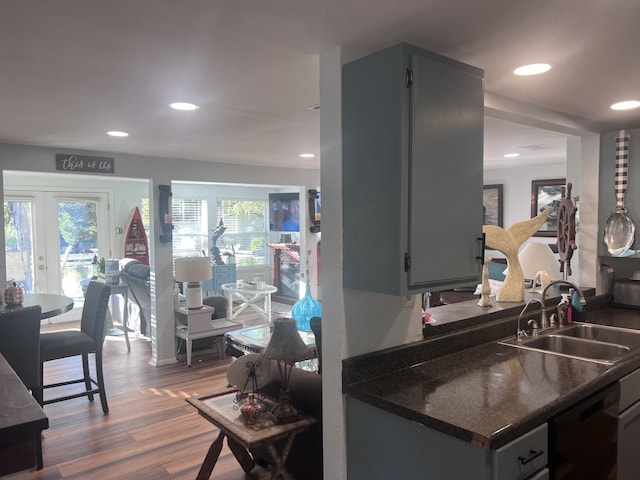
[554,323,640,348]
[498,322,640,365]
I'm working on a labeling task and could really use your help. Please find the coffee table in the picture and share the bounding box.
[221,283,278,323]
[187,389,316,480]
[225,323,316,360]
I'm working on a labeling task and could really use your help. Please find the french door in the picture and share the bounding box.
[4,190,111,301]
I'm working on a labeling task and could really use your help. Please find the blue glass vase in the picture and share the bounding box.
[291,284,322,332]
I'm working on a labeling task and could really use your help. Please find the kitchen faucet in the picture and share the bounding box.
[517,298,544,343]
[540,280,587,329]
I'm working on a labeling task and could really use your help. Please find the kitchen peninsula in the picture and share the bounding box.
[344,289,640,479]
[0,354,48,477]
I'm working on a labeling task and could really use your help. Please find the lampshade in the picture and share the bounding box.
[263,317,308,362]
[518,243,561,281]
[263,317,308,423]
[174,257,211,309]
[174,257,212,282]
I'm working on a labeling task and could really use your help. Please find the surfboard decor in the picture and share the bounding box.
[124,206,149,265]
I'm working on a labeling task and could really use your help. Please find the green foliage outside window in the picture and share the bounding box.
[217,199,267,266]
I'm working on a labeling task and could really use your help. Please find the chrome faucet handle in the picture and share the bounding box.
[527,319,539,336]
[517,328,528,343]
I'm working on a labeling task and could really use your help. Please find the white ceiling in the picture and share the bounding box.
[1,0,639,170]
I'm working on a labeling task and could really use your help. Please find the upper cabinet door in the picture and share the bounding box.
[342,43,484,296]
[407,53,484,290]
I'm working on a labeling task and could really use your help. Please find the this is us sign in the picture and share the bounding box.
[55,154,114,174]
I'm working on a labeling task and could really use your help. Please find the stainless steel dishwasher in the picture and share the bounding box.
[548,382,619,479]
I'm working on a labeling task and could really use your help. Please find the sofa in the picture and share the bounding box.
[120,259,151,335]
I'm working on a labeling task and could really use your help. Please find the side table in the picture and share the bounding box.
[187,389,316,479]
[109,282,131,352]
[175,306,241,367]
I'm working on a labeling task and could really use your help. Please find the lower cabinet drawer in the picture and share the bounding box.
[619,367,640,412]
[492,423,548,480]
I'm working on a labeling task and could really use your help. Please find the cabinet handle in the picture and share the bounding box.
[518,449,543,465]
[476,234,486,263]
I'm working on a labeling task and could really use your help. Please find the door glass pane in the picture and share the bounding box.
[4,200,35,292]
[216,199,267,266]
[58,200,98,301]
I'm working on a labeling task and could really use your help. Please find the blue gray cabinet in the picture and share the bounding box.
[202,264,236,294]
[342,43,484,295]
[347,397,548,480]
[617,368,640,479]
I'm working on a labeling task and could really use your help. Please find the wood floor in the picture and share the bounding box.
[29,321,270,480]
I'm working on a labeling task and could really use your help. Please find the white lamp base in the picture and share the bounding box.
[185,281,203,309]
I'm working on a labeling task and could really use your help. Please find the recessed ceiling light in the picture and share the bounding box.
[299,153,315,158]
[504,153,520,158]
[610,100,640,110]
[513,64,552,76]
[107,131,129,137]
[170,102,200,111]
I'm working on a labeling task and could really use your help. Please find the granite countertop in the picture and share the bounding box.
[344,300,640,450]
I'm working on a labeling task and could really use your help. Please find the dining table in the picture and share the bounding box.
[0,293,74,319]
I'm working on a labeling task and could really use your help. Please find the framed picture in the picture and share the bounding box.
[483,184,503,227]
[269,192,300,232]
[531,178,565,237]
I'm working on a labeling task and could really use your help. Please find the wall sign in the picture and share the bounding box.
[55,154,115,174]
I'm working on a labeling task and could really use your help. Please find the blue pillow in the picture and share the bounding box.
[487,261,506,281]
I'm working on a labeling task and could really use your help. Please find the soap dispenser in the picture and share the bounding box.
[557,293,570,327]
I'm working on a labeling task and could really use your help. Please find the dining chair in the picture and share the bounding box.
[40,281,111,414]
[0,305,44,469]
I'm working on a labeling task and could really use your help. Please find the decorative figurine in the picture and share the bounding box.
[482,209,550,302]
[240,393,262,426]
[210,219,227,265]
[478,256,493,307]
[4,282,24,306]
[557,182,578,278]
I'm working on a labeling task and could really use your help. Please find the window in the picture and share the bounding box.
[140,197,151,240]
[172,198,208,257]
[216,199,267,266]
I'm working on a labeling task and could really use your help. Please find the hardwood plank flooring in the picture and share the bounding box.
[29,316,272,480]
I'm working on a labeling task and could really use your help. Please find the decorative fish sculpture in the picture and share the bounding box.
[482,209,550,302]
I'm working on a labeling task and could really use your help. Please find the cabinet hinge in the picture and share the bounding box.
[406,69,413,88]
[404,253,411,271]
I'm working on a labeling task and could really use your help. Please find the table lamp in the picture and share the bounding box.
[263,317,309,423]
[174,257,212,309]
[518,242,561,291]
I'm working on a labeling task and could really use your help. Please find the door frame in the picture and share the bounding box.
[5,186,114,295]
